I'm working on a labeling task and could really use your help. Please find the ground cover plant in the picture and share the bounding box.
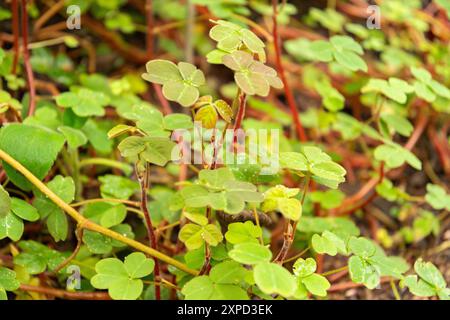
[0,0,449,301]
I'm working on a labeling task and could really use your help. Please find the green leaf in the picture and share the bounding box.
[225,221,262,244]
[374,143,422,170]
[83,230,113,254]
[312,233,337,256]
[262,185,302,220]
[293,257,317,278]
[279,152,308,171]
[201,224,223,246]
[0,124,65,191]
[99,175,138,200]
[228,242,272,265]
[182,276,214,300]
[199,167,235,189]
[163,114,193,130]
[142,60,182,84]
[58,126,88,149]
[0,185,11,218]
[56,88,110,117]
[309,35,367,72]
[0,267,20,294]
[14,240,66,274]
[194,104,218,129]
[209,260,247,284]
[210,284,249,300]
[425,184,450,211]
[47,210,68,242]
[301,273,330,297]
[91,253,153,300]
[348,237,377,258]
[362,78,413,104]
[348,255,380,289]
[142,60,205,107]
[141,137,176,166]
[12,198,43,222]
[414,258,446,289]
[118,136,146,158]
[124,252,155,279]
[0,212,23,241]
[48,175,75,203]
[254,262,297,297]
[179,224,204,250]
[222,51,282,97]
[107,124,135,139]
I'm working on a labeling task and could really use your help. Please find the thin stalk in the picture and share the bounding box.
[321,265,348,277]
[21,0,36,116]
[54,227,84,273]
[11,0,19,74]
[275,174,310,264]
[138,163,161,300]
[71,198,140,208]
[0,148,198,276]
[185,0,195,63]
[272,0,307,142]
[253,207,264,245]
[390,279,401,300]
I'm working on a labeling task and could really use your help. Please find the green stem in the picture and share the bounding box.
[321,265,348,277]
[79,157,133,175]
[0,148,198,276]
[390,279,401,300]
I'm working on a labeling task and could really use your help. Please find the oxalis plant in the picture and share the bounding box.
[0,0,449,301]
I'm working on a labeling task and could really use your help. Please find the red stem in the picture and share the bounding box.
[139,165,161,300]
[21,0,36,117]
[272,0,307,142]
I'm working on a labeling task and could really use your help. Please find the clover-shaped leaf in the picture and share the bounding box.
[310,35,367,72]
[312,230,347,256]
[401,259,449,300]
[56,88,110,117]
[280,146,346,189]
[293,258,331,298]
[91,252,154,300]
[411,67,450,102]
[261,185,302,221]
[362,77,414,104]
[209,20,266,62]
[225,221,262,244]
[14,240,67,274]
[179,168,262,214]
[179,223,223,250]
[315,81,345,111]
[374,143,421,170]
[222,51,283,96]
[118,136,176,167]
[142,60,205,107]
[193,95,233,128]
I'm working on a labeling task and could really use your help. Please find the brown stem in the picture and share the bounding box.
[272,0,307,142]
[138,164,161,300]
[275,175,311,263]
[54,227,84,273]
[21,0,36,116]
[19,284,111,300]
